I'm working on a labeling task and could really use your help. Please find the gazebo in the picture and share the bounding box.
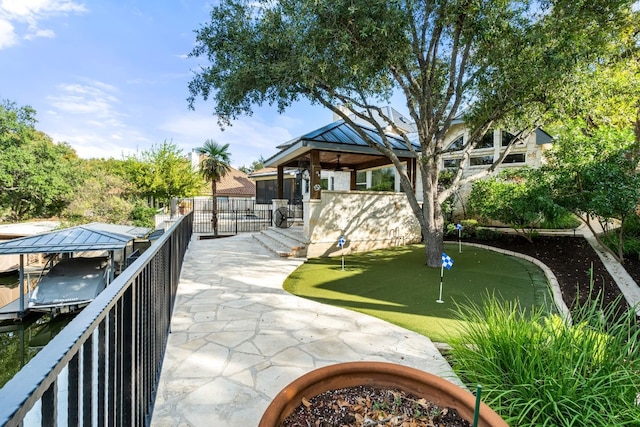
[264,119,419,200]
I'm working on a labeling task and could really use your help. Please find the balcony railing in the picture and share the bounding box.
[0,212,193,427]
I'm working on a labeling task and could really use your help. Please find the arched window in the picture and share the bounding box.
[447,135,464,150]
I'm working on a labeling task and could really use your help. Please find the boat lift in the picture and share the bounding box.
[0,224,140,320]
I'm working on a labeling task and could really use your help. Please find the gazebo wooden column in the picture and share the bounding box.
[407,158,417,188]
[277,165,284,199]
[310,150,321,199]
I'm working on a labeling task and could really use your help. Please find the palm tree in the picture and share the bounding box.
[196,140,231,235]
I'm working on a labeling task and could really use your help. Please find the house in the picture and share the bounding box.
[186,148,256,200]
[200,166,256,200]
[261,107,552,257]
[189,149,256,208]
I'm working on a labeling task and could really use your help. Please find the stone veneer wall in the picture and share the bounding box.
[305,190,422,258]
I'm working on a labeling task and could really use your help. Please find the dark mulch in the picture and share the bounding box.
[282,385,470,427]
[454,234,632,317]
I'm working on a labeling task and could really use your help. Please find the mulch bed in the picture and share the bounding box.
[455,234,632,317]
[282,385,470,427]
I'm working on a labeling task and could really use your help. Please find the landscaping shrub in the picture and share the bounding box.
[449,293,640,426]
[601,214,640,261]
[539,211,581,230]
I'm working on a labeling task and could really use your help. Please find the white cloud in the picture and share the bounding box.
[47,81,122,121]
[0,0,87,47]
[159,112,294,168]
[42,79,155,159]
[24,27,54,39]
[1,0,87,18]
[0,17,16,48]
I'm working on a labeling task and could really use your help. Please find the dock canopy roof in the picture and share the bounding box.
[0,225,134,255]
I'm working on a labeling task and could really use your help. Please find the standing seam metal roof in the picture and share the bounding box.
[0,225,133,255]
[276,120,418,152]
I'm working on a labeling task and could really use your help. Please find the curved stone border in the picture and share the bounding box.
[463,242,572,322]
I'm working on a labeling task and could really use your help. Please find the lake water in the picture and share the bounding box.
[0,272,75,389]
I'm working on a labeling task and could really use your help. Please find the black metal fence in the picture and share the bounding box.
[0,213,193,427]
[189,197,272,234]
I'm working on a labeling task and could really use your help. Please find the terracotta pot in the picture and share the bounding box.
[259,361,508,427]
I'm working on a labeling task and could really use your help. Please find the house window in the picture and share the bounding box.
[320,178,329,190]
[443,158,461,168]
[330,176,335,190]
[256,178,298,203]
[356,171,367,190]
[476,131,494,149]
[447,135,464,151]
[256,180,277,203]
[501,131,518,146]
[503,153,526,163]
[370,167,395,191]
[470,155,494,166]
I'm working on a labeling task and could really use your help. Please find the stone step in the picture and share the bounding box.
[265,226,308,247]
[253,227,308,258]
[253,232,294,258]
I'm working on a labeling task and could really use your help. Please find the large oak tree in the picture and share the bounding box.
[188,0,635,266]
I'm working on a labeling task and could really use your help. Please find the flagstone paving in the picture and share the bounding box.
[151,224,640,426]
[150,233,459,426]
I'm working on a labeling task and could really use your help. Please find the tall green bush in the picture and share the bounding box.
[450,294,640,426]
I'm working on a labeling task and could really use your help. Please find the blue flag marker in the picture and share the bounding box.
[338,236,346,271]
[437,252,454,303]
[442,252,454,270]
[455,223,463,231]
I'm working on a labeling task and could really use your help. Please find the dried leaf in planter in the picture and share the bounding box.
[302,396,311,408]
[281,385,472,427]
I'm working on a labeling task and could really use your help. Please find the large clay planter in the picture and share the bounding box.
[259,361,509,427]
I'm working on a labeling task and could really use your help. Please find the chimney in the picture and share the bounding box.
[333,104,352,121]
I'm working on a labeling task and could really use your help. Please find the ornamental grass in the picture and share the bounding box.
[449,293,640,426]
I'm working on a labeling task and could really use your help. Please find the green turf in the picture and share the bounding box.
[283,243,555,343]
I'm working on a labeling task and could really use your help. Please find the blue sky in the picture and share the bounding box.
[0,0,334,168]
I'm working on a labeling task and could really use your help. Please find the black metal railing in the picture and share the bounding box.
[189,198,272,234]
[0,212,193,427]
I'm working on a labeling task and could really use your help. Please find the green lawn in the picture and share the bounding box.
[283,243,554,342]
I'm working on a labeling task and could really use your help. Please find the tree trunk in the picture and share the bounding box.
[617,216,626,263]
[422,161,445,268]
[211,181,218,236]
[579,213,622,263]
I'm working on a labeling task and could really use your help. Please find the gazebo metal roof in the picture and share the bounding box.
[265,120,418,169]
[0,225,134,255]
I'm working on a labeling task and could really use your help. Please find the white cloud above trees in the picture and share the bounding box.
[0,0,86,48]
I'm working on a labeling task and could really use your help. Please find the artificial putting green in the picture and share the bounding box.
[283,243,554,343]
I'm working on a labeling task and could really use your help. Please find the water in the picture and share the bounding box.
[0,272,76,389]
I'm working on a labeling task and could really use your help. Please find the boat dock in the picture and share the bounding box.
[0,294,30,321]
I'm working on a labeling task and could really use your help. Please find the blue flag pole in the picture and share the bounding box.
[338,236,346,271]
[438,253,453,303]
[437,262,444,303]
